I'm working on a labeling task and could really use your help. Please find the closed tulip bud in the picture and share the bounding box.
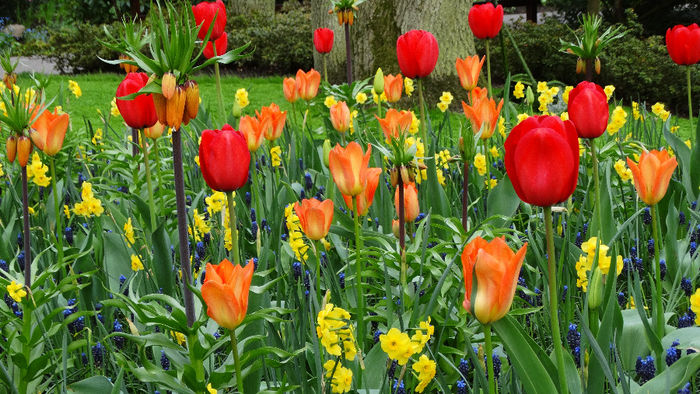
[232,101,242,117]
[347,10,354,25]
[166,86,186,129]
[6,135,17,163]
[201,258,254,329]
[468,3,504,40]
[373,68,384,94]
[392,219,400,238]
[283,77,298,103]
[568,82,609,139]
[390,168,398,187]
[296,69,321,101]
[665,24,700,65]
[152,93,167,124]
[329,101,351,133]
[337,11,343,25]
[192,0,227,41]
[161,72,176,100]
[294,198,334,241]
[383,74,403,103]
[458,136,465,156]
[588,266,604,310]
[525,86,534,104]
[395,182,419,222]
[322,139,331,167]
[17,136,32,167]
[116,72,158,129]
[396,30,439,79]
[144,122,165,140]
[595,57,601,74]
[184,80,200,121]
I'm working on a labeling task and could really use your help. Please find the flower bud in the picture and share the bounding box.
[184,80,200,121]
[232,101,242,117]
[166,86,186,130]
[400,165,410,185]
[458,136,464,156]
[576,58,585,74]
[525,86,534,104]
[322,139,331,167]
[144,122,165,140]
[161,72,176,100]
[392,219,400,238]
[594,57,601,75]
[152,93,168,125]
[6,135,17,163]
[373,68,384,94]
[390,167,398,187]
[3,73,16,89]
[17,136,32,167]
[588,266,604,310]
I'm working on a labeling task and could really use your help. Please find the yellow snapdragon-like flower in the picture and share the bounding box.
[27,152,51,187]
[498,116,506,137]
[536,81,548,93]
[324,95,338,108]
[323,360,353,393]
[270,146,282,167]
[73,181,104,217]
[563,86,574,104]
[513,81,525,99]
[439,91,453,105]
[355,92,368,104]
[206,191,227,214]
[474,153,487,176]
[614,160,633,183]
[235,88,249,109]
[651,102,670,121]
[413,354,437,393]
[632,101,643,121]
[316,303,356,360]
[380,328,414,365]
[437,101,449,112]
[7,281,27,302]
[489,146,500,158]
[517,113,529,124]
[603,85,615,101]
[123,218,136,245]
[131,254,144,272]
[404,77,414,96]
[690,288,700,326]
[68,80,82,98]
[111,97,120,117]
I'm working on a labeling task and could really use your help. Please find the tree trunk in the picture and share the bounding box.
[229,0,275,19]
[587,0,600,15]
[311,0,476,101]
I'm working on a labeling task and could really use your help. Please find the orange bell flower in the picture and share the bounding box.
[394,182,419,222]
[258,103,287,141]
[455,55,484,91]
[330,101,351,133]
[239,114,269,152]
[461,236,527,324]
[294,198,334,240]
[283,77,298,103]
[376,109,413,141]
[342,167,381,216]
[30,107,70,156]
[626,149,678,206]
[295,69,321,101]
[328,141,371,197]
[461,88,502,140]
[383,74,403,103]
[201,258,255,329]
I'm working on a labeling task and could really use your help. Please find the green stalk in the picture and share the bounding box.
[486,40,492,97]
[213,41,225,123]
[230,330,245,394]
[590,140,603,238]
[187,334,205,383]
[314,240,323,304]
[50,157,64,271]
[484,324,496,394]
[352,197,364,367]
[21,166,31,288]
[153,138,163,200]
[544,206,568,394]
[651,204,663,338]
[417,79,428,154]
[226,191,241,265]
[251,151,263,248]
[140,130,156,231]
[323,55,328,84]
[687,67,694,134]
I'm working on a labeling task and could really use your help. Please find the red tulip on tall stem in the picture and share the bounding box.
[666,23,700,132]
[468,3,503,96]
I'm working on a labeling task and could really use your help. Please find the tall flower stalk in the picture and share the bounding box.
[544,206,568,394]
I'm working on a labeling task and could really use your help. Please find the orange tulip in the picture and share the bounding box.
[239,114,269,152]
[296,69,321,101]
[283,77,298,103]
[328,141,371,197]
[461,236,527,324]
[376,109,413,141]
[383,74,403,103]
[258,103,287,141]
[455,55,484,91]
[626,150,678,206]
[461,88,502,140]
[342,167,381,216]
[329,101,351,133]
[201,258,255,329]
[30,108,70,156]
[394,182,419,222]
[294,198,334,240]
[144,121,165,140]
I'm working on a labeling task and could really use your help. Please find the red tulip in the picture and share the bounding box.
[199,124,251,192]
[666,24,700,65]
[313,28,334,54]
[396,30,439,79]
[192,0,227,41]
[203,32,228,59]
[468,3,504,40]
[567,81,609,139]
[504,115,579,207]
[116,72,158,130]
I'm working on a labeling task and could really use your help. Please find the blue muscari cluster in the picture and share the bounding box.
[17,232,23,248]
[161,350,170,370]
[338,272,345,289]
[95,302,104,323]
[64,299,84,335]
[562,285,568,302]
[292,262,301,281]
[299,189,306,199]
[373,330,382,343]
[304,172,313,190]
[677,309,696,328]
[575,231,583,248]
[458,358,471,379]
[665,340,681,366]
[119,275,128,296]
[456,379,468,394]
[387,359,398,379]
[245,191,251,205]
[679,211,686,225]
[78,172,86,187]
[65,226,74,245]
[659,259,666,280]
[315,186,326,200]
[618,292,627,308]
[647,238,655,258]
[681,278,692,297]
[92,342,104,368]
[490,353,502,379]
[391,379,405,394]
[112,320,125,349]
[4,293,22,318]
[17,251,25,271]
[567,324,581,367]
[690,241,697,257]
[677,382,691,394]
[0,259,7,272]
[303,270,311,298]
[635,355,655,384]
[643,207,652,225]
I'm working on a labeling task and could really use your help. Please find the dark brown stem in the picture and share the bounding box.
[462,161,469,232]
[131,127,139,157]
[585,58,593,82]
[21,166,31,288]
[172,129,195,327]
[344,23,353,84]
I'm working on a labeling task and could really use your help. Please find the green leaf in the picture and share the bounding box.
[663,122,696,203]
[486,175,520,221]
[67,376,114,393]
[152,223,175,295]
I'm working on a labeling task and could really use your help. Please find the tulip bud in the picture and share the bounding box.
[390,167,398,187]
[373,68,384,94]
[17,136,32,167]
[184,80,200,121]
[161,72,176,100]
[29,129,45,151]
[525,86,534,104]
[322,139,331,167]
[576,58,585,74]
[6,135,17,163]
[166,86,186,130]
[392,219,400,238]
[144,122,165,140]
[153,93,168,125]
[588,266,604,310]
[400,165,410,184]
[594,57,601,75]
[232,101,242,118]
[458,136,465,156]
[3,73,16,89]
[337,11,343,25]
[347,10,354,25]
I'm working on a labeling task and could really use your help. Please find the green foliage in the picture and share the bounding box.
[43,22,123,73]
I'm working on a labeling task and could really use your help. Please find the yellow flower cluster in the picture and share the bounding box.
[404,77,414,96]
[123,218,136,245]
[485,178,498,189]
[324,96,337,108]
[651,102,670,121]
[412,354,437,393]
[206,191,227,214]
[614,160,633,183]
[435,149,451,186]
[516,113,529,124]
[690,289,700,326]
[271,146,282,167]
[632,101,643,121]
[92,128,103,146]
[379,318,434,365]
[235,88,249,109]
[406,137,427,184]
[323,360,353,393]
[73,182,104,217]
[603,85,615,101]
[372,88,387,104]
[538,85,559,113]
[513,81,525,99]
[498,116,506,138]
[563,86,574,104]
[192,209,211,242]
[0,162,4,177]
[348,110,358,135]
[474,153,487,176]
[68,80,82,98]
[110,97,120,117]
[607,106,627,135]
[285,204,309,261]
[576,237,622,292]
[409,111,419,135]
[6,281,27,302]
[560,112,569,121]
[437,91,453,113]
[131,254,144,272]
[316,303,356,360]
[355,92,367,104]
[27,152,51,187]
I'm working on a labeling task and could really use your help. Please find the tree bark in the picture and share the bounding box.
[311,0,476,100]
[229,0,275,19]
[587,0,600,15]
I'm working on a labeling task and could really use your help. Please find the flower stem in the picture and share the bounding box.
[486,40,492,97]
[544,206,568,394]
[462,160,470,231]
[251,151,263,253]
[484,324,496,394]
[140,130,157,231]
[352,197,364,348]
[21,165,31,288]
[687,66,694,134]
[172,128,195,327]
[651,204,663,338]
[323,55,328,84]
[226,190,241,265]
[314,240,323,304]
[417,78,428,154]
[344,23,353,84]
[50,157,64,272]
[230,329,245,394]
[213,42,226,123]
[590,139,603,239]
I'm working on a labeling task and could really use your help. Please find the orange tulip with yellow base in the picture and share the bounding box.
[626,149,677,206]
[295,69,321,101]
[201,258,255,330]
[462,87,503,140]
[455,55,484,92]
[342,166,381,216]
[383,74,403,103]
[461,236,527,324]
[328,141,373,197]
[395,182,419,222]
[294,198,334,240]
[376,109,412,142]
[30,108,69,156]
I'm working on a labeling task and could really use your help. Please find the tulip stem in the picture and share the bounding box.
[153,138,163,204]
[543,206,568,394]
[590,140,603,239]
[140,130,157,231]
[251,151,263,248]
[323,55,328,84]
[417,79,428,154]
[230,329,245,394]
[651,204,664,339]
[314,240,323,304]
[352,197,365,354]
[462,160,469,232]
[486,40,492,97]
[226,190,241,265]
[21,165,31,288]
[398,174,406,288]
[484,324,496,394]
[687,66,694,134]
[213,42,226,123]
[49,157,64,273]
[172,129,195,327]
